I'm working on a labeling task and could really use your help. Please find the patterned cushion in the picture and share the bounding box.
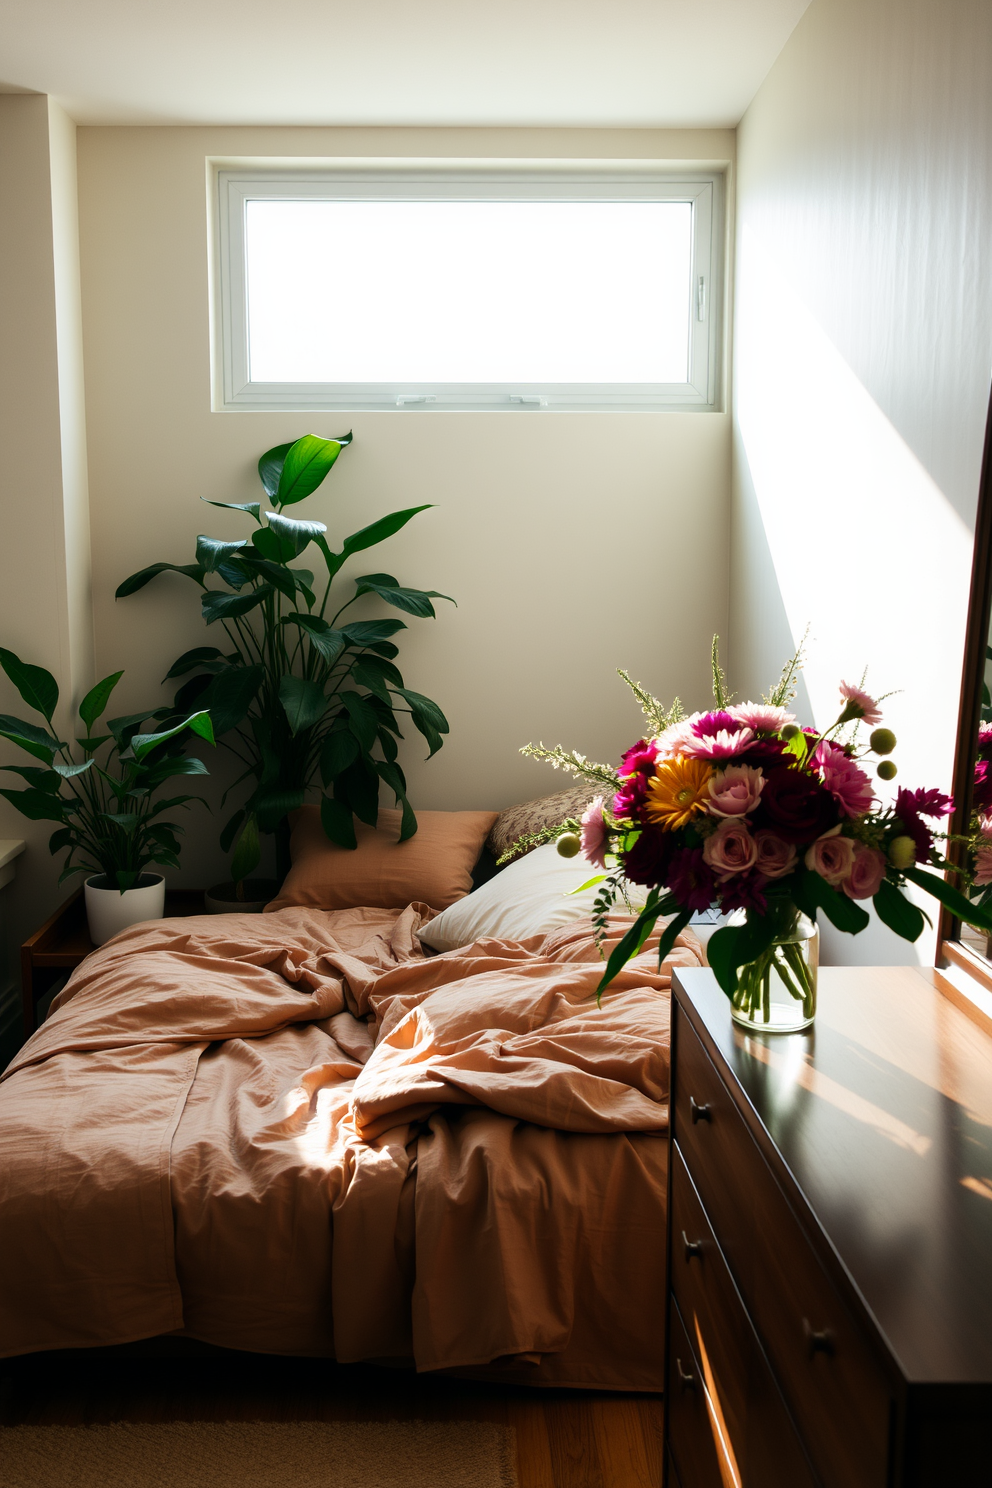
[486,783,605,862]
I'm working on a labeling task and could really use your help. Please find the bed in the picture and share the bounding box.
[0,801,703,1390]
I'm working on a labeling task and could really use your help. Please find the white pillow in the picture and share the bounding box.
[418,841,644,953]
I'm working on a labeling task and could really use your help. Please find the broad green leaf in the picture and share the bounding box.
[275,434,348,507]
[0,713,63,763]
[198,664,264,735]
[231,814,261,883]
[350,661,392,704]
[595,895,663,997]
[195,535,248,571]
[139,757,210,783]
[281,614,346,664]
[278,675,327,736]
[375,760,417,841]
[320,729,360,786]
[803,869,871,934]
[395,687,449,758]
[129,709,215,761]
[335,756,380,827]
[115,562,205,598]
[250,526,284,562]
[354,574,455,619]
[252,788,305,833]
[368,640,400,660]
[338,691,379,753]
[0,765,61,793]
[77,734,111,752]
[904,865,992,933]
[99,811,140,830]
[106,711,152,747]
[257,441,295,502]
[351,654,404,690]
[706,916,778,998]
[340,619,407,648]
[53,760,93,779]
[873,879,926,941]
[265,511,327,559]
[236,555,299,602]
[0,649,59,722]
[571,875,608,895]
[78,671,124,730]
[340,506,433,559]
[48,826,75,855]
[163,647,226,681]
[219,807,246,853]
[201,586,272,625]
[201,497,262,524]
[0,787,67,823]
[321,794,357,850]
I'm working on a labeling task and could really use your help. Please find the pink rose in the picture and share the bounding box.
[580,796,609,870]
[707,763,765,818]
[843,842,886,899]
[805,826,855,885]
[702,819,758,878]
[753,829,798,880]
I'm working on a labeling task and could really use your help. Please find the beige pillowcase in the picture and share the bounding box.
[486,784,604,862]
[266,806,499,914]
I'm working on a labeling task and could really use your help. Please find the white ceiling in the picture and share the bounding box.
[0,0,811,128]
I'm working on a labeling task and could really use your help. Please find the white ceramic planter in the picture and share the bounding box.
[84,873,166,946]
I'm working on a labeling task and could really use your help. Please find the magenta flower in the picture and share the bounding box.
[729,703,796,734]
[975,817,992,886]
[839,681,882,726]
[707,763,765,818]
[814,741,874,817]
[580,797,610,869]
[979,722,992,762]
[975,760,992,814]
[613,738,660,820]
[665,847,718,911]
[619,738,659,777]
[681,725,756,762]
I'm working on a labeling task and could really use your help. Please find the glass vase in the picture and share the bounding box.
[730,911,818,1034]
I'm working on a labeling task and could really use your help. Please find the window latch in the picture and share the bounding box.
[396,395,437,407]
[508,395,548,408]
[697,275,707,321]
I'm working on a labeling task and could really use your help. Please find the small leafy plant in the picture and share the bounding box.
[0,650,215,892]
[116,433,453,879]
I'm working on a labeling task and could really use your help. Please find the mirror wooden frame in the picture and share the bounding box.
[938,382,992,991]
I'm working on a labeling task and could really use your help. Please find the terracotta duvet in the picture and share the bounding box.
[0,905,701,1388]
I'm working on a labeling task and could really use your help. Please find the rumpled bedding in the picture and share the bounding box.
[0,905,702,1388]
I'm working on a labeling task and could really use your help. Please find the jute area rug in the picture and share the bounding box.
[0,1418,518,1488]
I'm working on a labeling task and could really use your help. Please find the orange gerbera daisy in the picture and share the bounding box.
[644,756,714,831]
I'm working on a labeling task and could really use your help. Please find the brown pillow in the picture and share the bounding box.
[486,784,604,862]
[265,806,499,913]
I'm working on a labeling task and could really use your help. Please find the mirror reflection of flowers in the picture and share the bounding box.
[519,638,992,1009]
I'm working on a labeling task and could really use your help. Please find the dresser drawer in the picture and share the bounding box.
[671,1142,819,1488]
[673,1008,893,1487]
[667,1295,728,1488]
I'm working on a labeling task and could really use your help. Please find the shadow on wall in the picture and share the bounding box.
[732,226,974,969]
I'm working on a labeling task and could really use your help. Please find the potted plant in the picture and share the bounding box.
[0,649,215,945]
[116,433,454,892]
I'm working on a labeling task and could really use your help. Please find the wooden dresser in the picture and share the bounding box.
[666,966,992,1488]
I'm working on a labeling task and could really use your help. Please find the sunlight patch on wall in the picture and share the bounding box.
[736,224,972,804]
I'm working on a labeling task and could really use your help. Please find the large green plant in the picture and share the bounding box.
[0,650,215,891]
[117,434,453,878]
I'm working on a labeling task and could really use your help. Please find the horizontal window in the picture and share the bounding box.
[214,168,723,412]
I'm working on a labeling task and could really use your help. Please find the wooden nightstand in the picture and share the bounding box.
[20,887,206,1036]
[666,965,992,1488]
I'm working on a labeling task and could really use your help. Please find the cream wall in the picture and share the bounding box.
[729,0,992,964]
[0,95,92,1014]
[75,125,734,890]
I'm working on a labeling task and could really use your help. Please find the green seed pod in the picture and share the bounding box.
[888,835,916,869]
[556,832,581,859]
[876,759,898,781]
[780,723,800,741]
[870,727,897,755]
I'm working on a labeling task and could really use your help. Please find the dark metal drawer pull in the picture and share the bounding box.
[689,1096,712,1124]
[676,1358,696,1392]
[682,1231,703,1261]
[803,1319,835,1358]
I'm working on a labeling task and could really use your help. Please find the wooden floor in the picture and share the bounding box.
[0,1345,664,1487]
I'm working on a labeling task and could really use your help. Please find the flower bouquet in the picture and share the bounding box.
[520,641,992,1031]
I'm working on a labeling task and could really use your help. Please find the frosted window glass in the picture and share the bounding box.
[244,200,693,384]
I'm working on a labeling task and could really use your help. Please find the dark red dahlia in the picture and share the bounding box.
[756,764,837,844]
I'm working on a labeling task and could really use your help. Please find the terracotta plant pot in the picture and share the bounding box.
[204,878,281,915]
[84,872,166,946]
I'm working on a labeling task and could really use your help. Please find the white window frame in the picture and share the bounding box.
[214,166,723,413]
